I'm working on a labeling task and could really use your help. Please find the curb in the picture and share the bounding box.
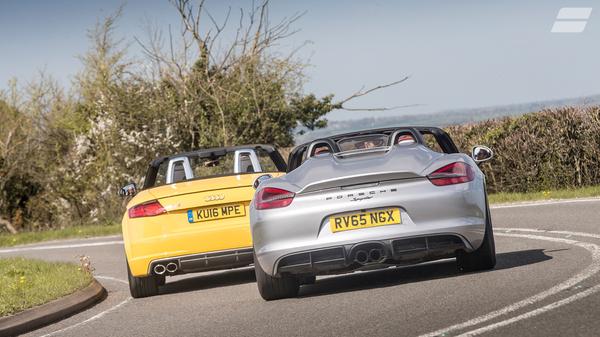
[0,278,107,337]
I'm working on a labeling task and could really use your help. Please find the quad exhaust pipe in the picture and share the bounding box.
[355,250,369,264]
[369,248,384,263]
[153,262,179,275]
[353,248,386,265]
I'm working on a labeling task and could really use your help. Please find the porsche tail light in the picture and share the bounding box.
[428,162,475,186]
[128,200,166,218]
[256,187,295,210]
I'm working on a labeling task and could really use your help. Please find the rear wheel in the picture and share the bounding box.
[254,252,299,300]
[457,196,496,272]
[127,263,159,298]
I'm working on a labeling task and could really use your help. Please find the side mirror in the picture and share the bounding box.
[471,146,493,164]
[253,174,273,190]
[118,183,137,197]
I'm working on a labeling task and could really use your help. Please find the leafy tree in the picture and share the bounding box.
[0,1,406,231]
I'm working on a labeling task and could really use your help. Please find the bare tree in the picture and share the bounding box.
[137,0,410,147]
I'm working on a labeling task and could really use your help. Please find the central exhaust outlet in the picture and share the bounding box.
[352,243,387,265]
[166,262,178,273]
[355,250,369,264]
[153,264,166,275]
[369,249,385,263]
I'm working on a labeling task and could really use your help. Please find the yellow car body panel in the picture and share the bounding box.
[123,172,283,277]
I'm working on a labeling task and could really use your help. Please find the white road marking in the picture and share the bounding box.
[37,276,131,337]
[491,197,600,209]
[0,240,123,254]
[95,275,129,285]
[419,229,600,337]
[497,227,600,240]
[457,283,600,336]
[37,298,132,337]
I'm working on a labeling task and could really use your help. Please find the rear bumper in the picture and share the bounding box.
[147,248,254,276]
[123,223,253,277]
[274,234,467,276]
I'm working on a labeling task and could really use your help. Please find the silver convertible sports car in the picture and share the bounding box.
[250,127,496,300]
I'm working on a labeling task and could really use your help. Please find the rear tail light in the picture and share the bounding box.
[128,200,166,218]
[427,162,475,186]
[256,187,295,210]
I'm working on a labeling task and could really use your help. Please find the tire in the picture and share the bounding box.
[254,252,299,301]
[456,195,496,272]
[127,263,159,298]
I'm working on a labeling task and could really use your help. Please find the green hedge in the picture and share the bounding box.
[447,106,600,193]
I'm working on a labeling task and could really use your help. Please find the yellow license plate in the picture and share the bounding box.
[187,203,246,223]
[330,208,401,233]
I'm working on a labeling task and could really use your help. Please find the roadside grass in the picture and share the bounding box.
[489,185,600,204]
[0,223,121,248]
[0,257,93,317]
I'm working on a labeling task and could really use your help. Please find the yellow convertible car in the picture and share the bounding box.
[119,145,286,298]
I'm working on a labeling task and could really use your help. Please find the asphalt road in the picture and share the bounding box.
[3,198,600,337]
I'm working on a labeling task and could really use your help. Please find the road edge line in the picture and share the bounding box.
[490,197,600,209]
[418,229,600,337]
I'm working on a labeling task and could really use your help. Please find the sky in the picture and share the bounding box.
[1,0,599,121]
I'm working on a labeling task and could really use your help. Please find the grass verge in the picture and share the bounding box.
[0,223,121,248]
[0,257,93,317]
[489,185,600,204]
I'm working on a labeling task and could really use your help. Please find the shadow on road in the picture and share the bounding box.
[155,249,556,297]
[159,267,256,296]
[494,248,555,271]
[298,249,554,298]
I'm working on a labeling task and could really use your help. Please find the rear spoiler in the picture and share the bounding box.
[298,171,423,194]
